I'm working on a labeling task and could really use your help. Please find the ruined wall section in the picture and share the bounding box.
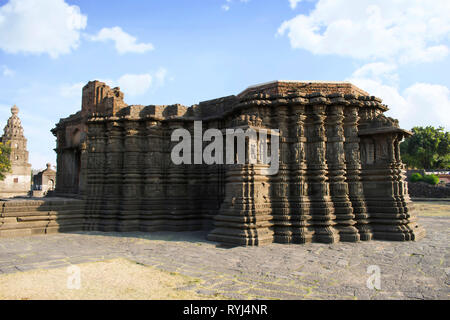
[52,81,128,198]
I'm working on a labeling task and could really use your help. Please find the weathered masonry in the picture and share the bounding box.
[51,80,425,246]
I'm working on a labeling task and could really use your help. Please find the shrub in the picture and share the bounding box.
[410,173,423,183]
[423,174,440,185]
[0,142,11,181]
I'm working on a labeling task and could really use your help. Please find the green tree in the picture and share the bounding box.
[400,126,450,169]
[0,142,12,180]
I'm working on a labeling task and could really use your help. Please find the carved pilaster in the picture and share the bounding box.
[118,120,142,231]
[164,121,193,231]
[201,119,224,230]
[343,104,372,240]
[289,102,313,243]
[85,121,106,230]
[271,105,292,243]
[184,120,204,231]
[326,100,359,242]
[358,108,425,241]
[207,111,274,246]
[305,99,339,243]
[140,120,165,231]
[102,120,123,231]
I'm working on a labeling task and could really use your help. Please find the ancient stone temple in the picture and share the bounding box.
[0,106,32,198]
[52,80,425,246]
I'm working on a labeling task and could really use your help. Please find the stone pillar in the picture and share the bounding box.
[183,120,203,231]
[391,137,425,242]
[165,121,191,231]
[361,131,425,241]
[207,117,274,246]
[305,96,339,243]
[118,120,142,231]
[326,99,359,242]
[85,121,106,231]
[54,138,65,194]
[208,165,274,245]
[201,119,223,230]
[392,137,408,213]
[343,102,372,240]
[78,139,88,198]
[141,120,165,231]
[289,101,313,243]
[271,104,292,243]
[101,121,123,231]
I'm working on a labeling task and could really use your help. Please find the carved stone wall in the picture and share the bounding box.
[51,80,426,246]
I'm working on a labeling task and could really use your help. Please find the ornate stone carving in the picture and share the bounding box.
[50,80,425,246]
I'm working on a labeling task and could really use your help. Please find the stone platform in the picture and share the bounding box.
[0,198,85,237]
[0,206,447,299]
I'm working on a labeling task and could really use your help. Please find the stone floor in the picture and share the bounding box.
[0,209,448,300]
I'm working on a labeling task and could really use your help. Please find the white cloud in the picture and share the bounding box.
[1,65,15,77]
[60,82,85,98]
[63,76,150,97]
[67,68,168,98]
[349,76,410,121]
[221,0,249,11]
[0,0,87,58]
[400,45,449,64]
[115,68,168,96]
[116,74,153,96]
[154,67,168,87]
[90,27,154,54]
[289,0,302,9]
[351,62,398,85]
[278,0,450,64]
[402,83,450,130]
[348,69,450,131]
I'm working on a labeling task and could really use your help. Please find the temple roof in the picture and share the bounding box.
[238,80,370,98]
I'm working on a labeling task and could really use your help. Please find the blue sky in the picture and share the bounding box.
[0,0,449,169]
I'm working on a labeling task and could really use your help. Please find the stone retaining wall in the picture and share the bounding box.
[408,182,450,199]
[0,198,85,237]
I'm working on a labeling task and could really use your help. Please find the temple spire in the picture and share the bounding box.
[2,105,25,139]
[11,105,19,115]
[1,104,30,166]
[0,104,32,198]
